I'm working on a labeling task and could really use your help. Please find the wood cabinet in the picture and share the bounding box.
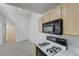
[38,6,62,33]
[39,3,79,36]
[32,43,36,56]
[62,3,79,36]
[43,13,50,23]
[49,6,62,21]
[38,17,43,32]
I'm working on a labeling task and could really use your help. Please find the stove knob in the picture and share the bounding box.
[50,50,53,53]
[46,49,50,52]
[46,49,48,52]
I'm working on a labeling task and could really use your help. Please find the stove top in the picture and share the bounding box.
[38,41,63,56]
[37,36,67,56]
[39,42,50,47]
[46,46,62,56]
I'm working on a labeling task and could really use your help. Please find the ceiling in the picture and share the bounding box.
[7,3,60,14]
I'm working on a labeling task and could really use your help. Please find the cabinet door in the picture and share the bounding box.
[62,3,79,36]
[43,13,50,23]
[38,17,43,32]
[50,6,62,21]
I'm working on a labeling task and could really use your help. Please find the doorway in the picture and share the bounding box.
[6,20,16,44]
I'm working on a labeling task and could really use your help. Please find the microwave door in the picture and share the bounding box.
[53,21,62,35]
[48,26,53,33]
[55,23,61,33]
[43,25,53,34]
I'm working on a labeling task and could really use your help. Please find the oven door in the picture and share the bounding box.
[36,47,47,56]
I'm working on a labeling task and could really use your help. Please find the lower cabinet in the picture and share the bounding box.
[36,47,46,56]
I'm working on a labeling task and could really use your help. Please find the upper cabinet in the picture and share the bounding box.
[39,3,79,36]
[49,5,62,21]
[43,13,50,23]
[62,4,79,36]
[38,17,43,32]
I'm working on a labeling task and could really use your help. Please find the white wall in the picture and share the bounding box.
[4,4,31,42]
[30,12,46,43]
[0,22,3,44]
[0,12,8,44]
[0,4,31,42]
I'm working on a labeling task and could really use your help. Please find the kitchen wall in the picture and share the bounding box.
[29,12,45,43]
[0,4,31,43]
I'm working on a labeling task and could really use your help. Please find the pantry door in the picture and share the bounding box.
[6,21,16,44]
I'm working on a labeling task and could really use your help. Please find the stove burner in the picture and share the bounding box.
[46,46,62,55]
[39,42,50,47]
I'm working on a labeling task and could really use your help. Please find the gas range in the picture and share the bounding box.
[38,41,63,56]
[36,36,67,56]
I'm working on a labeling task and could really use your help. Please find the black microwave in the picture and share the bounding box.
[42,19,63,35]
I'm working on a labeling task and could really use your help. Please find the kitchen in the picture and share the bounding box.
[31,3,79,56]
[0,3,79,56]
